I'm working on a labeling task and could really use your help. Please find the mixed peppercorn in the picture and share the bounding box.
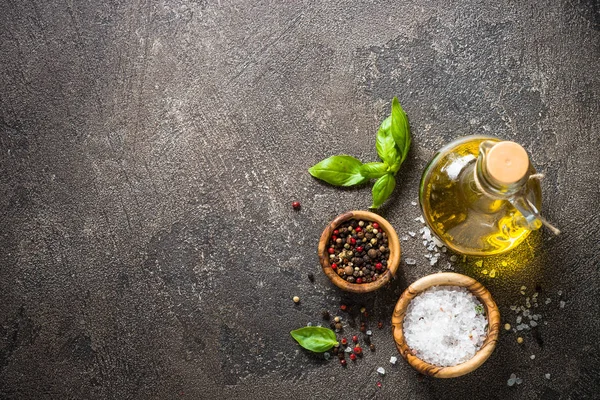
[327,219,389,284]
[322,304,384,367]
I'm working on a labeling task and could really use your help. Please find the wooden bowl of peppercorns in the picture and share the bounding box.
[318,210,401,293]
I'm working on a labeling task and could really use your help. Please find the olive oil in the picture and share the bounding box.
[419,136,543,256]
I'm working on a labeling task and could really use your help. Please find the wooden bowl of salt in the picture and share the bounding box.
[391,272,500,378]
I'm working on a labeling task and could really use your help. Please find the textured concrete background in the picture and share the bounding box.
[1,0,599,399]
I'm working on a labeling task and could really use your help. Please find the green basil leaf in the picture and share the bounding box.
[360,162,388,179]
[290,326,338,353]
[308,155,367,187]
[376,116,401,168]
[390,97,411,163]
[370,173,396,209]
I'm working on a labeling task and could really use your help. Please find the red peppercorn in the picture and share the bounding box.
[350,238,356,245]
[333,230,339,235]
[375,263,383,270]
[353,346,362,355]
[340,304,347,311]
[356,246,363,253]
[376,381,382,388]
[328,248,335,254]
[340,359,347,367]
[332,235,337,241]
[331,263,338,270]
[355,227,362,232]
[341,338,348,345]
[378,321,384,329]
[363,311,368,317]
[292,201,301,210]
[356,278,362,284]
[372,222,379,229]
[352,335,358,343]
[350,353,357,361]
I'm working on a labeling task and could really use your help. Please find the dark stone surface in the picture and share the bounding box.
[1,0,599,398]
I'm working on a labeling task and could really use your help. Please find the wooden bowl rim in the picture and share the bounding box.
[318,210,401,293]
[391,272,500,378]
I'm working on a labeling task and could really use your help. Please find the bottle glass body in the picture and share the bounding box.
[419,136,542,256]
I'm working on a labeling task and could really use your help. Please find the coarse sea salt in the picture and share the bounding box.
[403,286,488,367]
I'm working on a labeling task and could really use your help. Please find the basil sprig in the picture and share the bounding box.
[290,326,339,353]
[308,97,411,209]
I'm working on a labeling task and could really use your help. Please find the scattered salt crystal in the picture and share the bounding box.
[377,367,386,375]
[559,300,565,309]
[523,310,530,317]
[411,201,417,206]
[408,231,416,237]
[510,305,517,310]
[323,352,331,360]
[450,255,458,262]
[441,246,447,253]
[401,235,409,241]
[530,354,535,360]
[545,298,551,304]
[366,330,372,336]
[405,258,417,265]
[530,321,538,327]
[482,269,488,275]
[424,254,432,259]
[545,373,551,379]
[489,269,496,278]
[558,290,562,296]
[403,286,487,367]
[415,216,425,223]
[516,377,523,385]
[507,373,517,386]
[521,286,527,291]
[345,347,352,353]
[389,356,397,365]
[516,316,522,323]
[532,292,538,298]
[475,260,483,267]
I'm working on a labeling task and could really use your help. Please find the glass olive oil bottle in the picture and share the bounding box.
[419,136,559,256]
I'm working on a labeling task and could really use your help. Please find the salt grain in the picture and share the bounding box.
[530,354,535,360]
[389,356,397,365]
[405,258,417,265]
[403,286,487,367]
[559,300,565,309]
[377,367,386,375]
[545,373,551,379]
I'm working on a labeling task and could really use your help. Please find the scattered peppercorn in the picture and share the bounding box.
[377,321,384,329]
[340,359,347,367]
[517,337,524,344]
[350,353,357,361]
[292,201,301,210]
[340,304,348,311]
[307,273,315,282]
[353,346,362,355]
[293,296,300,303]
[334,316,341,323]
[352,335,358,343]
[322,310,330,320]
[341,338,348,346]
[360,324,366,333]
[369,344,376,352]
[335,323,343,331]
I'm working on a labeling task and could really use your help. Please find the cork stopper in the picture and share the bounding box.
[486,141,530,184]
